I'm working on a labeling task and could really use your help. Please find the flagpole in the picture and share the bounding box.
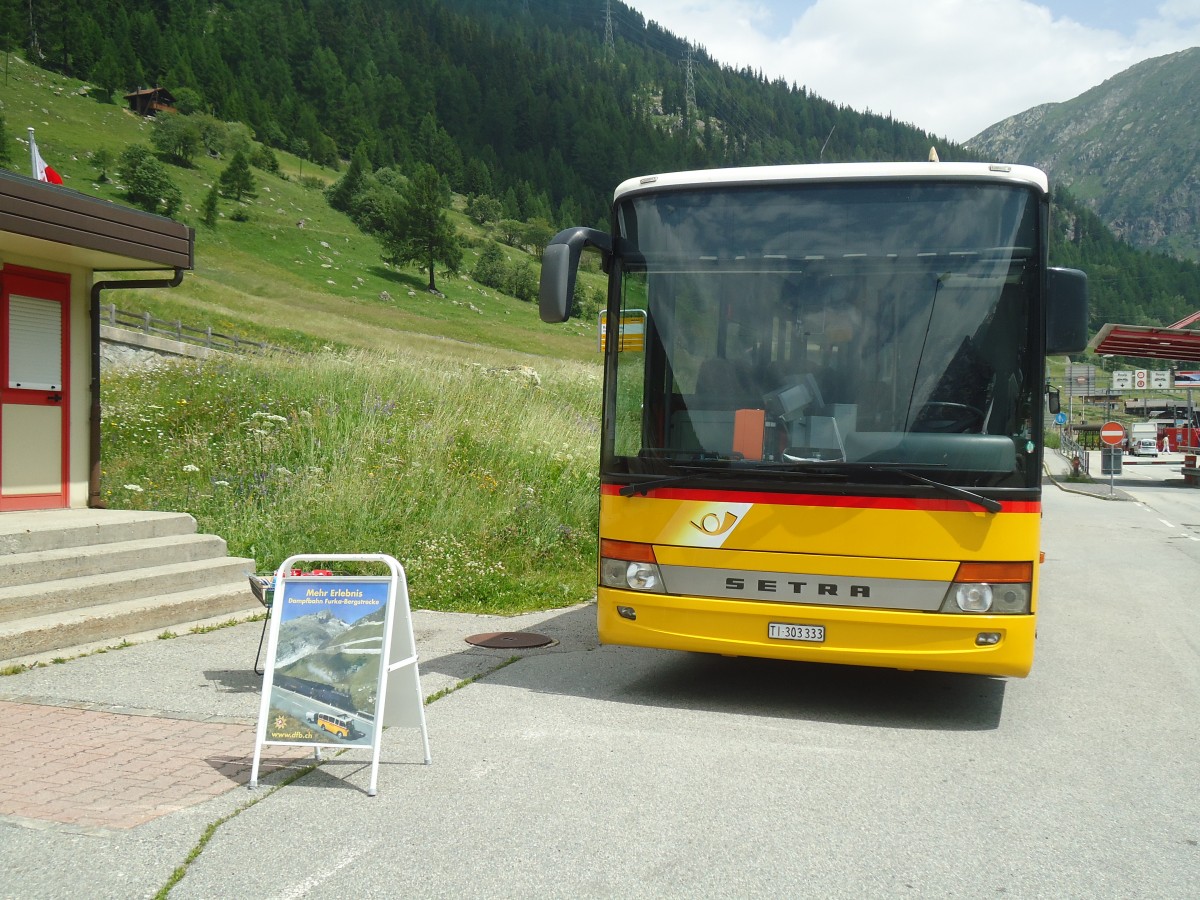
[28,127,35,179]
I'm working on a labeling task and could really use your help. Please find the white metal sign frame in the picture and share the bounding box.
[250,553,430,797]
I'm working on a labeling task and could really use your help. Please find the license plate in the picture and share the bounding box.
[768,622,825,642]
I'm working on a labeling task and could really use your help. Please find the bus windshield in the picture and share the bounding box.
[607,181,1043,490]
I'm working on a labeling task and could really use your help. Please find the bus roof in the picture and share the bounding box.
[613,162,1050,202]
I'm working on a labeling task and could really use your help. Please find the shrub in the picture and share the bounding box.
[118,145,182,215]
[472,242,506,289]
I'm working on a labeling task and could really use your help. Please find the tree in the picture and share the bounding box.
[326,144,370,213]
[251,145,279,174]
[472,242,506,289]
[119,145,182,216]
[193,114,231,158]
[380,164,462,293]
[89,48,121,104]
[173,87,205,116]
[462,158,493,197]
[217,151,256,202]
[495,219,525,248]
[415,113,462,188]
[520,219,555,260]
[464,194,502,226]
[201,185,219,229]
[223,122,255,158]
[505,260,538,303]
[150,113,202,166]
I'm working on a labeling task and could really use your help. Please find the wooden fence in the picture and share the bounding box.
[102,304,285,356]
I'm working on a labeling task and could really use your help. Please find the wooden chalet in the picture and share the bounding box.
[123,86,177,116]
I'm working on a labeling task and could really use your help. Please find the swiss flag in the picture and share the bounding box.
[30,133,63,184]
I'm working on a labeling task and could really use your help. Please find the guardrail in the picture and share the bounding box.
[1057,429,1089,476]
[102,304,284,356]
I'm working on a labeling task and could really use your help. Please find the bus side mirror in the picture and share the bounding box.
[1047,387,1061,415]
[539,227,612,324]
[1046,268,1089,354]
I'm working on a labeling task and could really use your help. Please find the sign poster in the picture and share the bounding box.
[265,576,391,747]
[1113,369,1174,389]
[598,308,646,353]
[251,554,430,795]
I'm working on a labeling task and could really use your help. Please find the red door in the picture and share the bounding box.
[0,266,70,511]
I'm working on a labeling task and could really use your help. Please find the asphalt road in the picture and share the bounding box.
[1094,454,1200,551]
[166,485,1200,900]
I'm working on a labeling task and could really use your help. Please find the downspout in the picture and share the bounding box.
[88,268,186,507]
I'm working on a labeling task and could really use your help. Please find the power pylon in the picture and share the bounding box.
[684,44,697,123]
[604,0,615,64]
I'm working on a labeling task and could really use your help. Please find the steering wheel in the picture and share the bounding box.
[913,402,984,433]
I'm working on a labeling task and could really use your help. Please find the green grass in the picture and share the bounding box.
[101,349,601,613]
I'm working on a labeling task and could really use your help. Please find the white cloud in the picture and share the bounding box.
[632,1,1200,142]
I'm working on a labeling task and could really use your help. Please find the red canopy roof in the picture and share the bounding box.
[1088,322,1200,363]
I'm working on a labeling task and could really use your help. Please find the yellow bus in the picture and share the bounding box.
[540,162,1087,677]
[307,710,353,738]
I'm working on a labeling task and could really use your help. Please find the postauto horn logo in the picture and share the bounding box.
[691,511,739,536]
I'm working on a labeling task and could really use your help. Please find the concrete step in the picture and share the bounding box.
[0,583,263,662]
[0,508,265,663]
[0,557,257,624]
[1,533,231,588]
[0,509,198,555]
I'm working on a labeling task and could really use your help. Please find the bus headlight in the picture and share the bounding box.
[990,584,1030,613]
[599,539,666,593]
[625,561,662,591]
[939,562,1032,615]
[600,558,664,591]
[955,583,993,612]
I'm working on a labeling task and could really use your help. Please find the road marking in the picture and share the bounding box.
[273,845,370,900]
[1159,518,1176,529]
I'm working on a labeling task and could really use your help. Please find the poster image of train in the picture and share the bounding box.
[264,577,391,747]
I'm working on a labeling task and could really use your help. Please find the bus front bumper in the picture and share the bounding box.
[597,588,1036,678]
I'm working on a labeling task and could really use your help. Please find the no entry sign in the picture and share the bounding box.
[1100,421,1125,446]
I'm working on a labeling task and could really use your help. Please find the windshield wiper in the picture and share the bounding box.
[618,464,847,497]
[620,460,999,511]
[870,466,1001,513]
[761,460,1001,513]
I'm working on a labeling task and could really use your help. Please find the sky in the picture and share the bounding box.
[626,1,1200,142]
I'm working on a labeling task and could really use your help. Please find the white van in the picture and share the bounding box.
[1133,438,1159,457]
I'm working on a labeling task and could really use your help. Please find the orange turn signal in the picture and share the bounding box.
[955,561,1033,583]
[600,539,657,563]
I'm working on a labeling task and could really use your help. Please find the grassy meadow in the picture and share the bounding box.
[101,349,602,613]
[3,53,608,614]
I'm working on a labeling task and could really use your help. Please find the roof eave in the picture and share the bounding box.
[0,169,193,272]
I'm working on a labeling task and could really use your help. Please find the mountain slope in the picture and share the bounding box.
[967,47,1200,260]
[6,3,1200,338]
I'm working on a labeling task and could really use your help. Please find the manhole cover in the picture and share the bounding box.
[465,631,553,649]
